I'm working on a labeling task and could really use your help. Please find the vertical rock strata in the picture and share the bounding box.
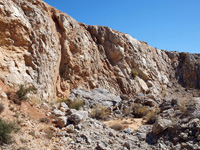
[0,0,199,100]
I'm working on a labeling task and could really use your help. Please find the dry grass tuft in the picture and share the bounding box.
[110,123,125,131]
[91,104,110,120]
[132,103,148,118]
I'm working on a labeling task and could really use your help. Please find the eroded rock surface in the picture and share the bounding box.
[0,0,199,101]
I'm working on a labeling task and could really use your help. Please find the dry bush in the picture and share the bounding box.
[7,85,34,105]
[91,104,110,120]
[110,123,124,131]
[67,99,84,110]
[132,103,148,118]
[131,69,138,78]
[145,111,158,124]
[0,118,18,144]
[56,97,68,103]
[178,100,187,115]
[124,107,131,116]
[16,85,34,101]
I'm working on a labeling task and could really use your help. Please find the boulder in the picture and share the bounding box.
[152,118,172,135]
[0,92,7,99]
[59,102,69,112]
[186,97,200,116]
[120,94,129,101]
[53,109,65,117]
[69,88,122,108]
[57,116,67,128]
[138,78,149,92]
[66,124,74,133]
[68,111,88,125]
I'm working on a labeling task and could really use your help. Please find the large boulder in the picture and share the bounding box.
[68,110,88,125]
[152,118,172,135]
[69,88,122,108]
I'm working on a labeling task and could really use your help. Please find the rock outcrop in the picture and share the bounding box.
[0,0,199,101]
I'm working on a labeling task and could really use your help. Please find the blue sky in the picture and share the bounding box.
[43,0,200,53]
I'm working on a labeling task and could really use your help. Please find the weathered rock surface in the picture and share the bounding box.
[152,118,172,135]
[69,88,122,108]
[145,97,200,150]
[0,0,199,101]
[0,1,200,149]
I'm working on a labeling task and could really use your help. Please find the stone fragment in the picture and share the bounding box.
[53,109,65,117]
[57,116,67,128]
[66,124,74,133]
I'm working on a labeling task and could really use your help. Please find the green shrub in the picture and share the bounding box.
[67,99,84,110]
[0,103,4,114]
[131,69,138,78]
[0,118,16,144]
[91,104,110,120]
[132,103,148,118]
[145,111,158,124]
[110,123,124,131]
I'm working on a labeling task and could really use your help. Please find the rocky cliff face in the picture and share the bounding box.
[0,0,199,100]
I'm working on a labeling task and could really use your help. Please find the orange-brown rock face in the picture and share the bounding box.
[0,0,199,100]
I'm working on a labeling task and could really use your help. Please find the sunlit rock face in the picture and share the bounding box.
[0,0,199,100]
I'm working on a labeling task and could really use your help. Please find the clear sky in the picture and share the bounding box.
[43,0,200,53]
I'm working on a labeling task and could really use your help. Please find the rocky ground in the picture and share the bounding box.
[0,81,200,149]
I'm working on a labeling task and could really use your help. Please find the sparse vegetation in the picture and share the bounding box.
[0,118,18,144]
[0,103,4,114]
[56,97,68,103]
[110,123,124,131]
[132,103,148,118]
[91,104,110,120]
[145,111,158,124]
[7,85,34,105]
[178,100,187,115]
[131,69,138,78]
[16,85,34,101]
[124,107,131,116]
[67,99,84,110]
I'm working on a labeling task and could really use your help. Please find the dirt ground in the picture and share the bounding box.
[103,117,143,131]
